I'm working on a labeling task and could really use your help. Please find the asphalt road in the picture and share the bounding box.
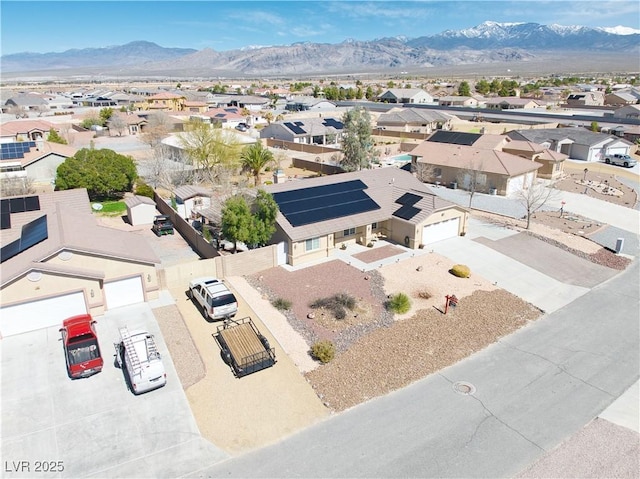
[195,260,639,478]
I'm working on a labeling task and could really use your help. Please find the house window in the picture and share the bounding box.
[371,222,378,229]
[477,173,487,186]
[343,227,356,236]
[193,197,203,206]
[434,167,442,177]
[305,237,320,252]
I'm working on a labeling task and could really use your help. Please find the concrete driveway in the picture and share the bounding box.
[0,303,226,478]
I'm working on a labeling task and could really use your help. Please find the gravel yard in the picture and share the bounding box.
[249,253,542,413]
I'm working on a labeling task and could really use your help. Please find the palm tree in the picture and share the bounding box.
[241,142,274,186]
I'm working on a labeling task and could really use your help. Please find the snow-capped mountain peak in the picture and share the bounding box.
[597,25,640,35]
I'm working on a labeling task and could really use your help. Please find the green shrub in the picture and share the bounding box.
[272,297,292,311]
[450,264,471,278]
[135,180,155,198]
[310,293,356,320]
[386,292,411,314]
[310,340,335,363]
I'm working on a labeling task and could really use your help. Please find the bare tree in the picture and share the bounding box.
[8,105,28,119]
[457,162,487,208]
[516,181,558,229]
[413,161,436,183]
[1,177,34,196]
[34,105,49,117]
[109,114,129,137]
[140,112,172,147]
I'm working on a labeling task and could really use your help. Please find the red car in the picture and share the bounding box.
[59,314,104,379]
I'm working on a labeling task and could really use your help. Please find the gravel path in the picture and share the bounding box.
[153,304,206,390]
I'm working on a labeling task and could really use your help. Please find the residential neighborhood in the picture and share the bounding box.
[1,70,639,478]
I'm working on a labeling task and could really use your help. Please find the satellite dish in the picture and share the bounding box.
[91,203,103,211]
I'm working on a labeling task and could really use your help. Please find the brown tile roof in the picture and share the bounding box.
[264,168,461,242]
[1,189,160,286]
[409,141,543,177]
[0,119,56,136]
[21,141,77,167]
[148,92,184,100]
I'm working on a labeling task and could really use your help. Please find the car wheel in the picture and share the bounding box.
[624,162,629,167]
[605,158,611,164]
[187,289,193,299]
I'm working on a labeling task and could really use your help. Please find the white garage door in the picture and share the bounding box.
[0,292,87,337]
[422,218,460,245]
[104,276,144,310]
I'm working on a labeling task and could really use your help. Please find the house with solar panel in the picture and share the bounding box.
[408,131,546,195]
[264,167,468,266]
[260,117,344,145]
[0,189,161,337]
[376,108,454,134]
[0,140,77,189]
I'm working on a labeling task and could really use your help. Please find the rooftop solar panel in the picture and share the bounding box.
[393,204,421,221]
[20,215,48,251]
[277,189,369,215]
[24,196,40,212]
[9,197,26,213]
[286,197,380,227]
[322,118,344,129]
[273,179,367,205]
[427,130,481,146]
[0,239,21,263]
[0,212,10,230]
[395,192,421,206]
[284,122,306,135]
[0,199,9,214]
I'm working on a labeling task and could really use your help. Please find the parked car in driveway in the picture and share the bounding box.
[115,326,166,395]
[187,277,238,320]
[604,154,637,167]
[59,314,104,379]
[235,123,248,131]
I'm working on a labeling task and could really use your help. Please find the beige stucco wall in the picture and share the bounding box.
[290,234,333,266]
[2,273,97,309]
[418,210,468,245]
[26,154,67,185]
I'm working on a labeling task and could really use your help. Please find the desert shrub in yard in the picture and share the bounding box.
[310,293,356,320]
[310,340,335,363]
[272,297,292,311]
[386,293,411,314]
[415,289,432,299]
[450,264,471,278]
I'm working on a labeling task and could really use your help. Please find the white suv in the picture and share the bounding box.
[604,154,637,168]
[188,277,238,321]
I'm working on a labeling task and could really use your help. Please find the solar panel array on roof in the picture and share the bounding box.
[0,213,10,230]
[284,122,306,135]
[272,179,380,227]
[0,214,48,263]
[0,141,37,160]
[395,192,421,207]
[1,196,41,214]
[392,204,421,221]
[427,130,481,146]
[322,118,344,129]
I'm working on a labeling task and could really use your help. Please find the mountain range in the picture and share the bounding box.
[2,21,638,78]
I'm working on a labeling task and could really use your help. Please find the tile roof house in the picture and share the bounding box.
[264,168,468,266]
[260,117,345,145]
[612,105,640,120]
[376,108,454,134]
[437,96,480,107]
[0,120,57,142]
[144,92,186,111]
[378,88,434,104]
[484,98,544,110]
[0,189,161,337]
[565,91,605,106]
[0,140,77,188]
[408,131,544,196]
[506,128,633,162]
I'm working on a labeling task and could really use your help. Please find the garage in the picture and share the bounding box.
[422,218,460,245]
[0,291,87,337]
[104,276,144,310]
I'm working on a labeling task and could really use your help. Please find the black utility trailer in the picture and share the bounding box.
[213,317,276,377]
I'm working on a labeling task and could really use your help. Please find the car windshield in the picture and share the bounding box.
[67,335,100,365]
[210,293,237,308]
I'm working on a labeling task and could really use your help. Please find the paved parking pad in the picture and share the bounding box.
[1,303,227,478]
[430,236,590,313]
[474,233,618,288]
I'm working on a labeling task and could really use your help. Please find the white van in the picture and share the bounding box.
[116,326,166,395]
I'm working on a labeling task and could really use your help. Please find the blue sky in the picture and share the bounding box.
[1,0,639,55]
